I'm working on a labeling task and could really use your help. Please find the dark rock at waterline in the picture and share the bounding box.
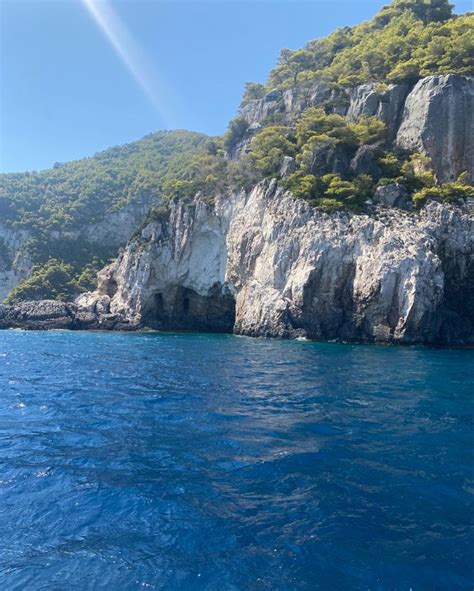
[0,301,76,330]
[0,300,134,331]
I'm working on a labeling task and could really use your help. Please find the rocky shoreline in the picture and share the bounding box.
[1,74,472,346]
[0,300,135,332]
[2,187,472,347]
[1,298,473,348]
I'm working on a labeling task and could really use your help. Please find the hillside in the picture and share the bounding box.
[264,0,472,89]
[0,130,214,302]
[225,0,473,212]
[0,0,473,305]
[0,130,209,231]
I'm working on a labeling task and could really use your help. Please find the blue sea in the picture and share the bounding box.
[0,330,472,590]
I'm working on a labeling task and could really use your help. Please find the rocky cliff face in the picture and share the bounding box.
[0,197,152,302]
[0,223,32,302]
[72,181,473,345]
[239,75,473,183]
[78,198,236,333]
[2,74,473,344]
[396,75,473,183]
[228,183,473,344]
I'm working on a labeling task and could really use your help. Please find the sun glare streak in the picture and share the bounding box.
[81,0,174,127]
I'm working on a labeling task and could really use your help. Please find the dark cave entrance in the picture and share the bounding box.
[153,293,164,316]
[106,278,118,298]
[182,296,190,314]
[145,284,235,333]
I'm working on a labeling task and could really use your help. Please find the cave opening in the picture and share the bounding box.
[154,293,164,318]
[143,284,236,333]
[182,297,190,314]
[106,278,118,298]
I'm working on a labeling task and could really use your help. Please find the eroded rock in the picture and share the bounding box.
[396,75,474,183]
[374,183,411,209]
[73,182,473,345]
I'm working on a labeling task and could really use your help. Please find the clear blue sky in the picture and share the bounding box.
[0,0,471,173]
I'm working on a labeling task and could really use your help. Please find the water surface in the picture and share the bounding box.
[0,331,472,590]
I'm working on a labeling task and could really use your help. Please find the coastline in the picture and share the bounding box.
[1,299,473,348]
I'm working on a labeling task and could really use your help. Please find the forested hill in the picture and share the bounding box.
[224,0,473,212]
[245,0,472,97]
[0,130,222,302]
[1,0,473,304]
[0,130,209,233]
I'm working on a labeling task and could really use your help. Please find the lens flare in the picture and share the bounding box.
[81,0,174,127]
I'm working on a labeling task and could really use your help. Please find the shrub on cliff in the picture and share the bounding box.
[284,172,372,211]
[241,82,266,104]
[223,117,250,153]
[283,172,318,201]
[317,198,345,212]
[248,126,297,177]
[273,108,388,207]
[5,259,75,304]
[5,257,106,305]
[412,182,474,207]
[295,108,357,147]
[264,0,471,89]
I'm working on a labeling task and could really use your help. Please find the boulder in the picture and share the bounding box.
[350,145,382,179]
[279,156,297,178]
[396,75,474,183]
[374,183,411,209]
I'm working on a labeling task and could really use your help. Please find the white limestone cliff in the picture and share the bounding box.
[76,181,473,344]
[396,75,474,183]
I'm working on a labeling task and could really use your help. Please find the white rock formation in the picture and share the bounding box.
[79,181,474,344]
[238,75,474,183]
[0,223,32,302]
[396,75,474,183]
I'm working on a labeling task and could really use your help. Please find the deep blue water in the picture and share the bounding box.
[0,331,472,591]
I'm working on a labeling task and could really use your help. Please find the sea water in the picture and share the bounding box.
[0,330,472,590]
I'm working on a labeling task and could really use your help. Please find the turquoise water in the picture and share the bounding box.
[0,330,472,590]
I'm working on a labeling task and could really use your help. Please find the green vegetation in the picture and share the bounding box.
[412,182,474,207]
[0,130,209,233]
[2,0,472,303]
[265,0,472,88]
[284,172,374,212]
[239,106,472,211]
[242,82,267,103]
[242,110,390,210]
[0,131,215,301]
[0,132,241,302]
[4,258,101,304]
[248,126,296,176]
[231,0,473,211]
[223,117,249,153]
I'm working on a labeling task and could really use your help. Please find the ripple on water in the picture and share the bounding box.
[0,330,472,590]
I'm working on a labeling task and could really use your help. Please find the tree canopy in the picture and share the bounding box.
[264,1,472,88]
